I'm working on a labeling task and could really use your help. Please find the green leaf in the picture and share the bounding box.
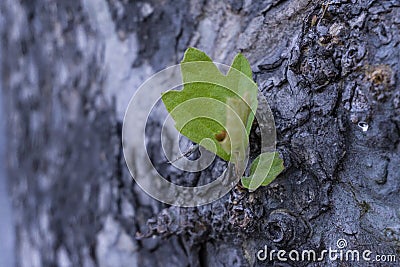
[161,47,258,162]
[241,152,284,191]
[161,47,285,191]
[229,53,253,79]
[182,47,213,62]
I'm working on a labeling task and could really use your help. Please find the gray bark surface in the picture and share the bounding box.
[1,0,399,266]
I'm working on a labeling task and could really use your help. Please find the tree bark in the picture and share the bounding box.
[1,0,400,266]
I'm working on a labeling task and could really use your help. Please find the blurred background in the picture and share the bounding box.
[0,46,15,266]
[1,0,400,266]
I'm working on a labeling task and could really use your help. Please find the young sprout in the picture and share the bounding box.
[161,47,284,191]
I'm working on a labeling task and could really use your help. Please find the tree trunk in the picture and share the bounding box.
[1,0,399,266]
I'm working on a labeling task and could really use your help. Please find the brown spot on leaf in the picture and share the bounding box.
[215,130,227,142]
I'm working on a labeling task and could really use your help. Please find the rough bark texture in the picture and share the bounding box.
[1,0,400,266]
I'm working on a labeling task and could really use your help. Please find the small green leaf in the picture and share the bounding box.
[182,47,213,63]
[241,152,284,191]
[229,53,253,79]
[161,47,258,162]
[161,47,285,191]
